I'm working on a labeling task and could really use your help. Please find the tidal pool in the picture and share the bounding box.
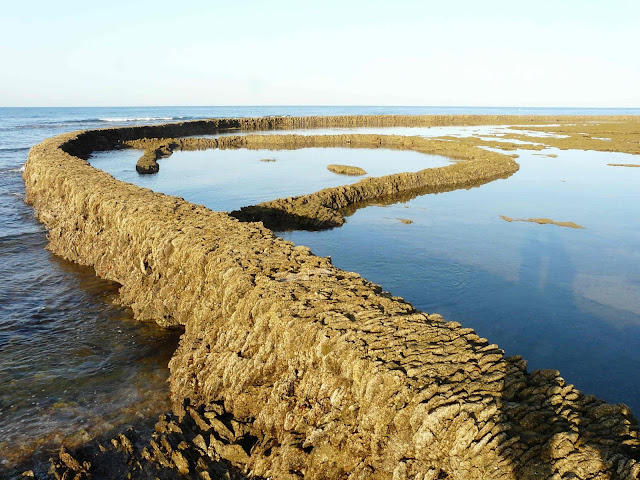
[185,124,570,140]
[90,146,451,212]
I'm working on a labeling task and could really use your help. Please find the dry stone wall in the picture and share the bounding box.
[22,116,640,479]
[125,133,519,229]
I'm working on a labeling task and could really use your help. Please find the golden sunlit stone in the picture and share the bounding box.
[22,115,640,479]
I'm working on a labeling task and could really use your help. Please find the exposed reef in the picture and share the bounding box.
[12,406,256,480]
[437,135,546,152]
[501,121,640,156]
[499,215,585,229]
[608,163,640,168]
[20,115,640,479]
[120,114,639,175]
[327,164,367,176]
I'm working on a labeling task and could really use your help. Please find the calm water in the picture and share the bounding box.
[1,107,639,467]
[199,124,569,140]
[90,147,451,212]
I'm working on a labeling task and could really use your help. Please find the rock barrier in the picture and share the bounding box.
[22,116,640,479]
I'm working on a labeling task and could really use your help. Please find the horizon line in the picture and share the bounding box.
[1,105,640,109]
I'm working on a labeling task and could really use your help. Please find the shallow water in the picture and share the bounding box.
[90,147,451,212]
[0,110,194,467]
[0,239,179,463]
[2,106,640,467]
[0,176,181,466]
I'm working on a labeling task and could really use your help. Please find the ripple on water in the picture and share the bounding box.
[0,231,181,465]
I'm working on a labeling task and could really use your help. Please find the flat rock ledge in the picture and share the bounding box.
[21,116,640,480]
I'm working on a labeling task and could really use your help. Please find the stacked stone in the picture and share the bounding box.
[21,117,640,479]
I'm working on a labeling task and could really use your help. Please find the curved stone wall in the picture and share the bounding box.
[22,116,640,479]
[126,133,519,229]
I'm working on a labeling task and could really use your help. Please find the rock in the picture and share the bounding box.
[218,444,250,465]
[58,448,87,473]
[187,406,212,432]
[499,215,584,229]
[171,450,190,475]
[327,164,367,175]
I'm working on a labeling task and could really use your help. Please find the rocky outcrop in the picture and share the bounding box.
[36,405,255,480]
[22,116,640,479]
[134,140,177,174]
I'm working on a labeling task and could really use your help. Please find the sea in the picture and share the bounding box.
[1,106,639,467]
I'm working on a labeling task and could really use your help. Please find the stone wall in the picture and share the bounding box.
[22,116,640,479]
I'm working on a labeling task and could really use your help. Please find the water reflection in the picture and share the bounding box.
[519,222,575,298]
[573,274,640,325]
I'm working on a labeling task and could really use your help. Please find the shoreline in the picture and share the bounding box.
[20,115,640,479]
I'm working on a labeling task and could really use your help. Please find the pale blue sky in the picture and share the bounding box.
[1,0,638,107]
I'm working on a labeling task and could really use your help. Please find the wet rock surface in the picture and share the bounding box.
[8,404,258,480]
[508,122,640,155]
[20,115,640,479]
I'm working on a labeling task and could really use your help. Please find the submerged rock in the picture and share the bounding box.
[499,215,585,229]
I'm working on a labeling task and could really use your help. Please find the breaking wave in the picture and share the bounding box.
[98,116,193,122]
